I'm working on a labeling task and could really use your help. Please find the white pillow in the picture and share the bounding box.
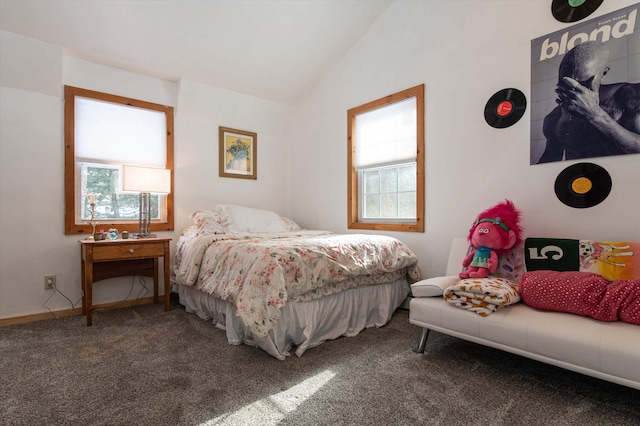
[411,276,461,297]
[222,205,288,233]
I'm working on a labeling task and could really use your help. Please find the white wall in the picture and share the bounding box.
[287,0,640,278]
[0,31,292,319]
[173,78,293,233]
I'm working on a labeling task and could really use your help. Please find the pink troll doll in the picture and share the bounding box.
[459,199,523,279]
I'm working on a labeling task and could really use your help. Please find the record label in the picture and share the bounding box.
[571,177,592,194]
[496,101,513,117]
[551,0,603,23]
[484,88,527,128]
[554,162,611,208]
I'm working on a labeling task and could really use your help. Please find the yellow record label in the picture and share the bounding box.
[571,177,592,194]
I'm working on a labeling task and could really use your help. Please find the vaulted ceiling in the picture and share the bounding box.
[0,0,393,104]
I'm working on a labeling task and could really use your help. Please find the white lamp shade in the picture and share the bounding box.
[122,165,171,194]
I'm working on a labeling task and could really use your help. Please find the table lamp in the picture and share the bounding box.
[122,165,171,237]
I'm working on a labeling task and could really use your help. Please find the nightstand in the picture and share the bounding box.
[79,237,171,326]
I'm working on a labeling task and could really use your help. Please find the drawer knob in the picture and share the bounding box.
[128,249,134,254]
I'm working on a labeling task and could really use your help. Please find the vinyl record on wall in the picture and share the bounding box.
[551,0,604,23]
[554,162,612,208]
[484,88,527,128]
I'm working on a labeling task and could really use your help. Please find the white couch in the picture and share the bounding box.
[409,238,640,390]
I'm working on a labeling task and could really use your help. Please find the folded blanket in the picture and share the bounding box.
[443,277,520,317]
[520,271,640,325]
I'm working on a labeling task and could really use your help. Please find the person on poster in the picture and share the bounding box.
[538,41,640,163]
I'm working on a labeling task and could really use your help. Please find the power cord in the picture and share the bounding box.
[92,275,150,312]
[42,280,81,319]
[43,275,155,319]
[134,275,150,304]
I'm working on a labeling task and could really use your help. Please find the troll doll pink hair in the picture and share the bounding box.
[468,199,523,249]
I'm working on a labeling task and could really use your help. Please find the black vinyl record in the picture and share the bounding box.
[551,0,603,23]
[554,162,612,208]
[484,88,527,128]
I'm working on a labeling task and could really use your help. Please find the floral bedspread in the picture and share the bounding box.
[172,228,420,339]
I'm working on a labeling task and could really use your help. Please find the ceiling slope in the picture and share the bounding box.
[0,0,392,104]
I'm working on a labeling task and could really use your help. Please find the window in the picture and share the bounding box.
[347,85,424,232]
[64,86,174,235]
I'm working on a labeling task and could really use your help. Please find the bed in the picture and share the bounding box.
[170,205,420,359]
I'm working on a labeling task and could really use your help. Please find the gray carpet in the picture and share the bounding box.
[1,297,639,426]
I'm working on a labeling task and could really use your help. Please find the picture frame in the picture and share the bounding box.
[219,126,257,179]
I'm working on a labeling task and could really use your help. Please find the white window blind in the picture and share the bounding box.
[75,97,166,167]
[355,97,417,169]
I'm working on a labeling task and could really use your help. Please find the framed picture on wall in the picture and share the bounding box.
[219,126,257,179]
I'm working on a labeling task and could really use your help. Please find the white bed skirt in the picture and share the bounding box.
[177,279,410,360]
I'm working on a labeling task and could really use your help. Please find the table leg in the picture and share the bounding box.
[85,260,93,326]
[81,258,86,315]
[164,242,170,311]
[153,258,159,303]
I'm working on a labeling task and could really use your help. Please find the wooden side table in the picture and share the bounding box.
[79,237,171,326]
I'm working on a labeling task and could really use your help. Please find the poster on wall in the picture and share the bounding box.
[530,4,640,165]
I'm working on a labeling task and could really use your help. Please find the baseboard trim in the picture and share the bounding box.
[0,296,160,327]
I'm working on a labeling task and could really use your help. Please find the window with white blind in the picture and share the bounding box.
[347,85,424,232]
[64,86,174,235]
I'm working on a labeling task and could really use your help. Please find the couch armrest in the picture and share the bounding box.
[411,275,460,297]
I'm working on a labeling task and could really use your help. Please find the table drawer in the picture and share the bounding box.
[91,242,164,261]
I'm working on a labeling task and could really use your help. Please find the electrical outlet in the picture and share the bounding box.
[44,275,56,290]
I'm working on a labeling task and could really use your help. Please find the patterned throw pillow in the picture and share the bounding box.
[524,238,640,281]
[496,246,525,283]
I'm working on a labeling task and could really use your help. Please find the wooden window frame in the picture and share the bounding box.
[347,84,425,232]
[64,85,174,236]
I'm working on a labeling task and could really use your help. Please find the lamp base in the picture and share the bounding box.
[138,192,152,237]
[134,233,157,239]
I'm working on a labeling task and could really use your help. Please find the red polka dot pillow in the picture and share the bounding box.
[520,270,640,325]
